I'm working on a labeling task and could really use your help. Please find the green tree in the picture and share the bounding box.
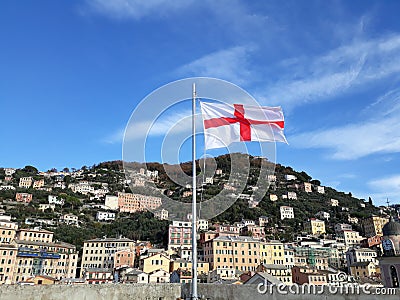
[22,165,38,174]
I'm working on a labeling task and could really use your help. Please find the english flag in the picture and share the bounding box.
[200,101,288,149]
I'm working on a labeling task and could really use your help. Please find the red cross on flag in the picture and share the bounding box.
[200,101,288,149]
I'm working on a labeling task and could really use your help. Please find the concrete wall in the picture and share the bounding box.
[0,284,398,300]
[0,283,182,300]
[182,284,400,300]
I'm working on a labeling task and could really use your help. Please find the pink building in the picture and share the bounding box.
[15,193,32,203]
[114,249,135,269]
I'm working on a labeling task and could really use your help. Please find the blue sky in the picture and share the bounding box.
[1,0,400,205]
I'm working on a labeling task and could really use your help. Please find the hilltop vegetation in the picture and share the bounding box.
[0,155,380,249]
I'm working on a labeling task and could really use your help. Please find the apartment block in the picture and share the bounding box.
[203,236,260,272]
[15,193,32,203]
[96,211,116,222]
[154,209,169,220]
[114,249,135,269]
[80,237,135,277]
[362,215,390,237]
[140,253,170,274]
[0,226,16,243]
[117,192,161,213]
[168,221,192,251]
[12,240,78,282]
[280,206,294,220]
[19,177,32,188]
[345,248,378,270]
[259,240,285,265]
[337,230,363,248]
[16,228,54,243]
[33,179,45,189]
[0,244,17,284]
[304,218,326,235]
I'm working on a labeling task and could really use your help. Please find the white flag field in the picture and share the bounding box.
[200,101,288,149]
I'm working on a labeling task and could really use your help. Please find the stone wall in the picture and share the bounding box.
[0,283,398,300]
[0,283,182,300]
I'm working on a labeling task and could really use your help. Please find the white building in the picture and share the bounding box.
[132,177,146,187]
[197,219,209,231]
[345,248,378,270]
[335,223,352,233]
[267,175,276,182]
[348,216,359,224]
[269,194,278,202]
[68,182,94,195]
[280,206,294,220]
[39,204,55,212]
[205,177,214,184]
[4,168,16,176]
[19,177,32,188]
[105,195,119,210]
[317,186,325,194]
[287,191,297,200]
[315,211,330,220]
[48,195,64,206]
[285,175,297,181]
[60,214,79,226]
[0,186,15,190]
[96,211,116,222]
[330,199,339,207]
[338,230,363,248]
[303,182,312,193]
[154,209,169,220]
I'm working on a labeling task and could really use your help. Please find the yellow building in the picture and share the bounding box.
[33,179,45,189]
[0,226,16,243]
[0,244,17,284]
[350,261,380,278]
[304,218,326,235]
[203,236,260,272]
[362,215,389,237]
[170,259,209,275]
[259,240,285,265]
[140,253,171,274]
[12,240,78,283]
[16,228,54,243]
[81,237,135,277]
[32,274,58,285]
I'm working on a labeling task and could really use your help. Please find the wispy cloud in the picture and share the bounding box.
[363,175,400,205]
[290,87,400,160]
[258,34,400,109]
[177,45,255,85]
[103,109,201,144]
[369,175,400,191]
[84,0,195,20]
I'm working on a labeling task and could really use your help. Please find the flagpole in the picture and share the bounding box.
[191,82,198,299]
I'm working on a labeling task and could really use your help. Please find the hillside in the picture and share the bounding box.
[0,155,380,249]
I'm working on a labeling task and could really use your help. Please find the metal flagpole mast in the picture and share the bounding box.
[191,83,198,299]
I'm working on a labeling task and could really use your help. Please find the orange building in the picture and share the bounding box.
[114,249,135,268]
[15,193,33,203]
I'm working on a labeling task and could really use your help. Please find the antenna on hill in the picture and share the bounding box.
[386,198,390,208]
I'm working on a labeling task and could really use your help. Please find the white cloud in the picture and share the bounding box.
[177,45,255,85]
[290,116,400,160]
[259,34,400,108]
[85,0,194,19]
[104,109,202,144]
[369,175,400,192]
[362,175,400,205]
[290,87,400,160]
